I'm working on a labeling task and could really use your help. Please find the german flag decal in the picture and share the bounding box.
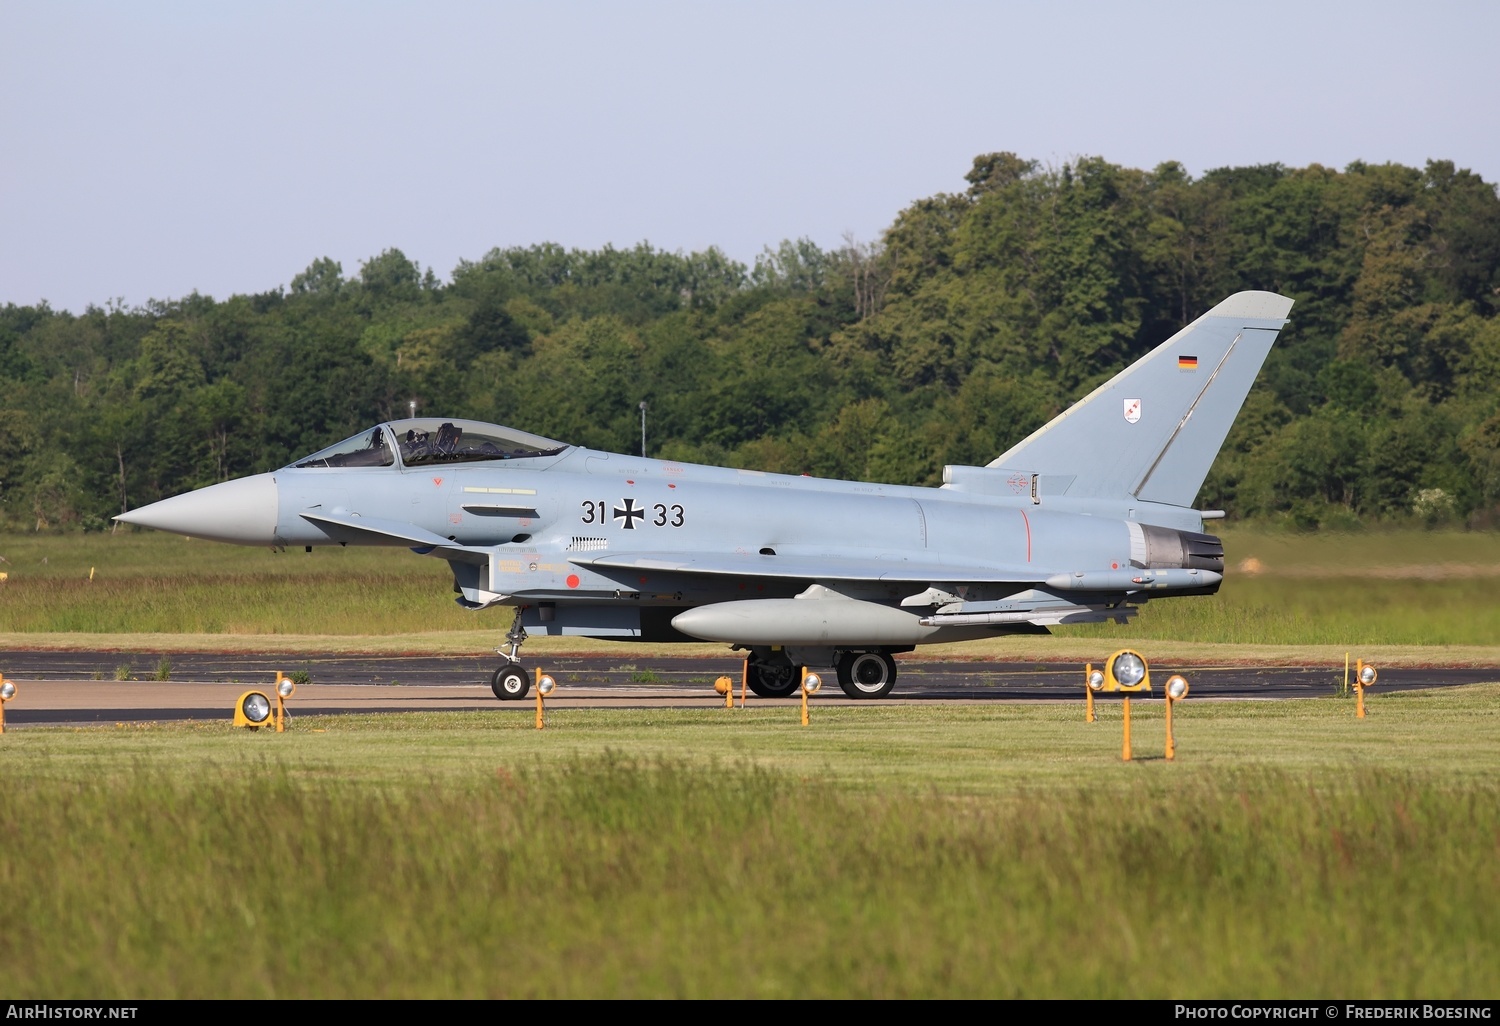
[1178,355,1198,370]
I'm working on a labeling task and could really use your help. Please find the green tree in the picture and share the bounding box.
[290,257,345,296]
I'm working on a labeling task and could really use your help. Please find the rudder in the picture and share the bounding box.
[985,291,1294,508]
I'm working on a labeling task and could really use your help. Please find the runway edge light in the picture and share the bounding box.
[536,670,556,730]
[1102,650,1150,762]
[1104,650,1151,693]
[1354,659,1377,719]
[274,671,296,732]
[1084,663,1105,721]
[800,667,822,726]
[234,690,273,729]
[0,675,16,734]
[1164,674,1189,761]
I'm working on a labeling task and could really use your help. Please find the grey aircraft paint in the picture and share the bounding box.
[116,291,1294,700]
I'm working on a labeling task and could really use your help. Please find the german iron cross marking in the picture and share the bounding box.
[613,498,645,529]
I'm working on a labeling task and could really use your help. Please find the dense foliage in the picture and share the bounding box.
[4,154,1498,530]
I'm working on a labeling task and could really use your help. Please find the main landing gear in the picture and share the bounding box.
[742,648,900,699]
[835,650,897,699]
[491,609,531,700]
[744,651,800,698]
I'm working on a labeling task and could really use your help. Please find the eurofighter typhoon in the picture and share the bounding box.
[117,291,1294,699]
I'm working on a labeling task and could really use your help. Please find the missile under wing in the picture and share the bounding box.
[116,291,1294,700]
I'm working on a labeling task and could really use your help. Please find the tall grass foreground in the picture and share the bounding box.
[1,756,1494,999]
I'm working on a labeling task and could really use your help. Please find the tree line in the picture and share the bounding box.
[2,153,1498,531]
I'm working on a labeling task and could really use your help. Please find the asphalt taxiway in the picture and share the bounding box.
[0,652,1494,726]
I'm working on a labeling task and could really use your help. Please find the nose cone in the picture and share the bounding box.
[114,473,279,545]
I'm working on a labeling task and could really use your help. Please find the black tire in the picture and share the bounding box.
[745,654,800,698]
[491,662,531,700]
[836,650,897,699]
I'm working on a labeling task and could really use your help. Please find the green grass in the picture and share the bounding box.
[0,530,445,579]
[2,687,1498,998]
[3,527,1493,997]
[1215,527,1500,570]
[1060,573,1500,646]
[0,530,466,634]
[1061,524,1500,647]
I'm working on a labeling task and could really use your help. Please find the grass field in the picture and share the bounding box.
[2,526,1497,998]
[1,527,1500,658]
[2,687,1498,999]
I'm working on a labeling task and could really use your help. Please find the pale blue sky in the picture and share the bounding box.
[3,0,1497,312]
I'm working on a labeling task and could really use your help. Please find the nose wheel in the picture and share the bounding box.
[491,661,531,700]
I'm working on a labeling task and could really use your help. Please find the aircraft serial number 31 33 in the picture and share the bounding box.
[118,292,1293,700]
[580,499,685,528]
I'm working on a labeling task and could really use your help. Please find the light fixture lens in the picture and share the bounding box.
[278,680,295,698]
[0,681,14,700]
[1113,652,1146,686]
[1359,666,1376,686]
[804,672,822,694]
[242,693,271,723]
[1088,669,1105,690]
[1166,675,1189,700]
[538,675,556,695]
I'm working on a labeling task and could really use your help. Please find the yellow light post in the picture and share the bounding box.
[535,671,557,729]
[1084,663,1104,721]
[714,676,735,708]
[800,667,822,726]
[274,671,296,733]
[1354,659,1377,719]
[1164,674,1189,761]
[0,676,16,734]
[739,658,749,708]
[1103,649,1151,762]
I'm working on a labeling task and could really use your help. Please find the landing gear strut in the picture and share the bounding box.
[491,608,531,700]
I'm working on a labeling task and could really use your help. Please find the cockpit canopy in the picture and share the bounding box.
[290,418,569,470]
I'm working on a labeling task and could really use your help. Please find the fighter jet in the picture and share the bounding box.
[116,291,1293,700]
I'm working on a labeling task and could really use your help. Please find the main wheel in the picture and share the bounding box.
[836,650,897,699]
[491,662,531,700]
[745,654,800,698]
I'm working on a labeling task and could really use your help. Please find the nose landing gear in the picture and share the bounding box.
[491,609,531,700]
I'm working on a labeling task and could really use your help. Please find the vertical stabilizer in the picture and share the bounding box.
[986,291,1293,508]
